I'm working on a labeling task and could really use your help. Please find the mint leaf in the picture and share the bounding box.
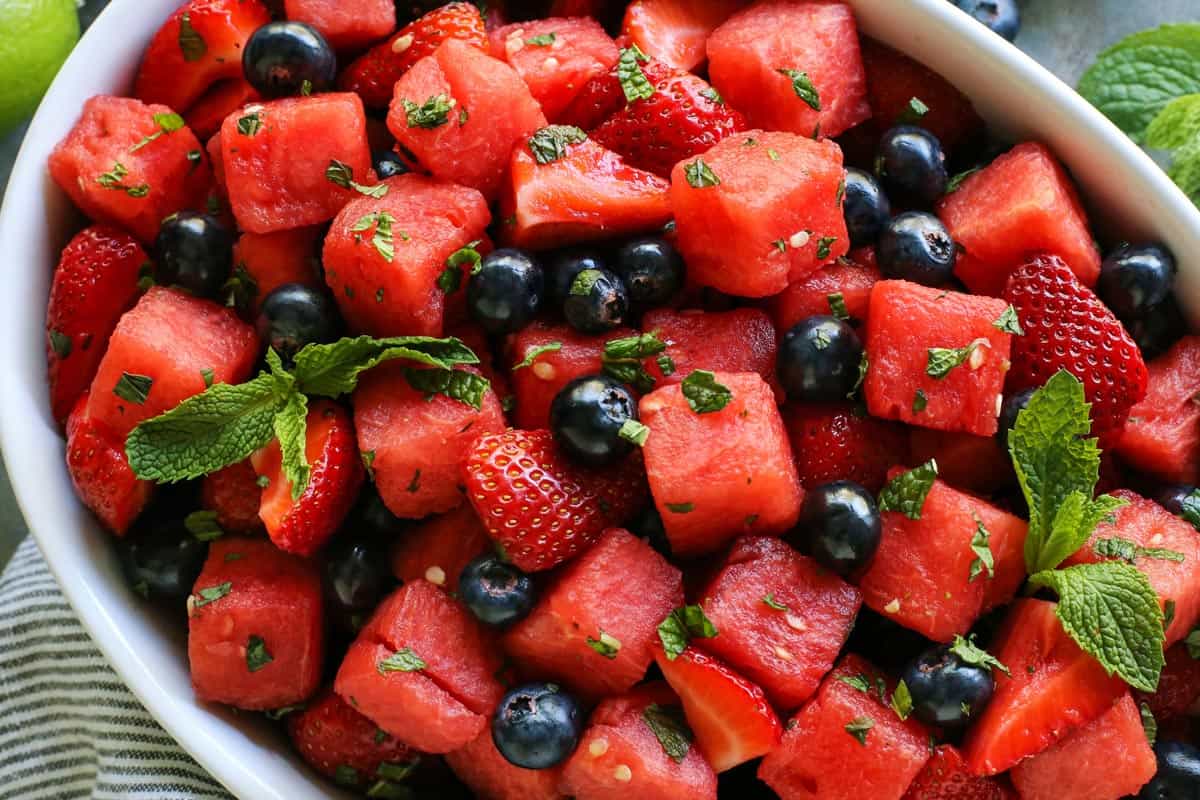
[291,336,478,398]
[513,342,562,371]
[602,332,667,393]
[445,240,482,278]
[926,340,985,379]
[994,305,1024,335]
[827,292,849,320]
[618,419,649,447]
[404,368,489,410]
[1181,490,1200,530]
[1141,701,1158,746]
[762,593,788,612]
[570,269,602,296]
[969,516,994,581]
[178,12,206,62]
[838,673,871,693]
[1029,562,1165,692]
[402,94,455,128]
[949,634,1010,676]
[684,158,720,188]
[665,502,694,514]
[114,372,153,405]
[778,68,821,110]
[528,125,588,165]
[891,680,913,720]
[617,46,655,103]
[946,167,981,194]
[1095,536,1186,564]
[246,635,273,672]
[657,605,718,660]
[586,630,621,659]
[130,112,186,152]
[184,510,224,542]
[1167,136,1200,204]
[1146,93,1200,148]
[193,581,232,609]
[237,112,263,137]
[1186,628,1200,659]
[642,704,692,763]
[526,33,556,46]
[377,648,426,674]
[912,389,928,414]
[897,96,929,125]
[845,716,873,746]
[273,390,310,501]
[681,370,732,414]
[326,160,388,199]
[878,460,938,520]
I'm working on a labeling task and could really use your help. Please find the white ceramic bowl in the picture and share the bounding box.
[1,1,1199,797]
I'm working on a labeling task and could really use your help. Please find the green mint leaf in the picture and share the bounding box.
[49,329,72,359]
[618,419,649,447]
[778,68,821,110]
[994,305,1025,335]
[178,12,207,62]
[617,46,655,103]
[406,469,421,494]
[1186,628,1200,659]
[666,502,694,514]
[570,269,602,297]
[95,161,150,197]
[184,510,224,542]
[827,292,849,320]
[891,680,913,720]
[946,167,981,194]
[968,516,995,582]
[926,339,986,379]
[326,160,388,199]
[273,390,310,501]
[246,635,273,672]
[897,96,929,125]
[444,240,482,281]
[850,352,868,399]
[1141,701,1158,746]
[350,211,398,262]
[701,86,723,104]
[300,79,313,96]
[1095,536,1186,564]
[642,704,692,764]
[222,263,258,316]
[130,112,186,152]
[837,673,871,693]
[334,765,358,787]
[237,112,263,137]
[404,368,489,410]
[949,634,1010,676]
[264,704,306,720]
[377,648,427,674]
[681,370,732,414]
[528,125,588,165]
[376,761,418,783]
[657,354,675,376]
[586,630,621,659]
[1167,136,1200,205]
[762,594,788,611]
[193,581,232,609]
[526,32,556,46]
[816,236,837,260]
[437,264,463,294]
[402,94,455,128]
[912,389,928,414]
[1165,599,1177,630]
[657,605,718,660]
[684,158,721,188]
[1181,490,1200,530]
[1146,93,1200,149]
[845,716,874,746]
[113,372,153,405]
[291,335,479,398]
[878,460,938,520]
[602,332,667,393]
[513,342,562,371]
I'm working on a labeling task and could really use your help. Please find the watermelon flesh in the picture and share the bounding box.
[769,250,880,333]
[390,504,492,593]
[900,745,1012,800]
[1116,335,1200,485]
[641,308,779,396]
[283,0,394,50]
[231,227,322,317]
[445,727,566,800]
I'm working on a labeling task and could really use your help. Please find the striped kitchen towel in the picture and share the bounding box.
[0,536,232,799]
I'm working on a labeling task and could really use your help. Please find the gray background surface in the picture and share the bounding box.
[0,0,1196,569]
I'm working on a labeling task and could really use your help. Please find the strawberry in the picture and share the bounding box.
[201,460,263,533]
[183,78,260,141]
[46,226,147,427]
[1003,254,1148,444]
[1134,643,1200,723]
[621,0,746,73]
[902,745,1013,800]
[557,56,676,131]
[654,645,782,773]
[287,687,420,789]
[460,429,647,571]
[782,403,910,493]
[590,71,747,178]
[338,3,488,109]
[65,394,153,536]
[251,400,364,557]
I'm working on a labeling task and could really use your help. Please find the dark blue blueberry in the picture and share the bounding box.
[493,683,583,769]
[372,150,410,179]
[628,505,671,557]
[255,283,340,361]
[323,530,397,635]
[997,388,1036,444]
[549,374,638,467]
[845,609,932,673]
[877,211,957,287]
[1099,243,1177,320]
[791,481,882,576]
[546,247,608,307]
[562,267,630,334]
[612,237,686,308]
[352,485,409,539]
[842,167,892,249]
[778,316,864,403]
[468,249,545,335]
[955,0,1020,41]
[1139,740,1200,799]
[117,519,208,603]
[243,21,337,98]
[1126,296,1188,360]
[459,554,536,626]
[1150,484,1198,521]
[155,212,233,299]
[875,126,948,208]
[902,644,995,731]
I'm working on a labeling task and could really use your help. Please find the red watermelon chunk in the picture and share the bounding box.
[283,0,395,50]
[1009,693,1156,800]
[758,654,931,800]
[859,470,1027,642]
[86,287,258,438]
[864,280,1013,437]
[621,0,747,73]
[707,1,869,138]
[670,131,848,298]
[446,727,566,800]
[901,745,1012,800]
[391,505,492,592]
[783,402,910,493]
[230,226,322,317]
[323,174,490,337]
[388,39,547,202]
[221,93,373,234]
[642,309,778,395]
[698,536,861,710]
[188,538,323,710]
[769,250,880,333]
[937,143,1101,296]
[1135,643,1200,722]
[49,96,213,243]
[1116,335,1200,485]
[354,363,506,519]
[908,428,1015,495]
[560,682,718,800]
[503,529,683,699]
[639,372,803,557]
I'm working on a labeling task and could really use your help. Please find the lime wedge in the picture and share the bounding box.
[0,0,81,136]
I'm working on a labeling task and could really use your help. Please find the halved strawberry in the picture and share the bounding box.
[65,394,153,536]
[557,55,675,131]
[654,645,781,773]
[1134,643,1200,723]
[338,2,488,109]
[183,78,260,141]
[783,403,910,493]
[460,429,647,571]
[201,460,263,534]
[622,0,746,73]
[902,745,1013,800]
[251,400,364,556]
[47,226,148,427]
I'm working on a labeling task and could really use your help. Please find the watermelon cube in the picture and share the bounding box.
[707,1,870,139]
[49,96,213,243]
[65,394,153,535]
[188,538,323,710]
[323,174,491,337]
[230,227,322,317]
[639,372,803,557]
[769,250,881,333]
[1116,336,1200,485]
[864,280,1013,437]
[937,142,1101,296]
[698,537,861,710]
[859,470,1028,642]
[783,402,910,493]
[670,131,848,298]
[907,428,1015,495]
[86,287,259,438]
[354,363,506,519]
[503,529,683,699]
[221,93,373,234]
[1009,693,1157,800]
[388,39,547,201]
[560,683,718,800]
[390,505,492,592]
[1136,643,1200,722]
[283,0,395,50]
[758,654,931,800]
[900,745,1011,800]
[446,727,565,800]
[334,580,504,753]
[642,309,778,395]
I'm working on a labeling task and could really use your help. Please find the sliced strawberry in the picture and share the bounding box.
[1003,254,1148,444]
[183,78,260,141]
[902,745,1013,800]
[783,403,910,493]
[1135,643,1200,723]
[338,2,488,109]
[460,429,647,572]
[201,460,263,534]
[654,645,781,773]
[65,394,153,535]
[46,226,148,427]
[622,0,746,73]
[251,400,364,557]
[557,55,675,131]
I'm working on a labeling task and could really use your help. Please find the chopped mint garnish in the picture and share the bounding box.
[528,125,588,165]
[617,45,655,103]
[377,648,426,674]
[236,112,263,136]
[96,162,149,197]
[897,96,930,124]
[816,236,837,260]
[352,211,399,262]
[844,716,874,746]
[526,33,556,46]
[326,160,388,198]
[968,516,994,581]
[113,372,153,405]
[178,12,206,62]
[602,332,667,393]
[701,86,724,104]
[993,305,1025,335]
[1141,701,1158,745]
[131,112,186,152]
[193,581,232,609]
[586,630,621,659]
[1181,490,1200,530]
[878,460,938,520]
[681,370,732,414]
[778,68,821,110]
[570,269,602,297]
[926,340,986,379]
[949,634,1010,676]
[642,704,692,764]
[334,765,358,787]
[513,342,563,371]
[666,502,694,514]
[402,94,455,128]
[657,605,717,659]
[827,293,849,320]
[684,158,721,188]
[912,389,928,414]
[49,329,71,359]
[1094,537,1185,563]
[946,167,981,194]
[184,510,224,542]
[246,635,273,672]
[762,594,788,611]
[619,419,649,447]
[891,680,913,720]
[837,673,871,693]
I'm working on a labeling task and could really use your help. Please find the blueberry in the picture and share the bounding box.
[1150,484,1198,521]
[778,316,864,403]
[902,644,995,731]
[546,247,608,307]
[612,237,686,308]
[1126,296,1188,360]
[117,519,208,603]
[459,554,536,626]
[875,126,949,207]
[955,0,1020,42]
[1099,243,1177,320]
[373,150,410,179]
[997,388,1036,444]
[323,531,397,635]
[845,609,933,673]
[549,374,638,467]
[877,211,957,286]
[243,21,337,98]
[1140,740,1200,799]
[155,212,233,299]
[468,249,545,335]
[256,283,341,361]
[843,168,892,249]
[493,683,583,769]
[352,486,409,539]
[628,505,672,557]
[563,268,630,334]
[791,481,882,576]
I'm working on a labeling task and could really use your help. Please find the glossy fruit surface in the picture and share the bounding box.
[956,0,1020,41]
[492,683,583,770]
[468,249,545,335]
[1140,741,1200,799]
[323,531,397,635]
[562,268,630,335]
[242,21,336,98]
[372,150,410,179]
[117,518,208,602]
[155,212,234,299]
[843,167,892,248]
[778,316,864,403]
[459,554,536,627]
[902,643,995,730]
[875,125,948,207]
[792,481,882,576]
[255,283,340,361]
[1098,242,1176,320]
[549,374,639,467]
[612,237,686,308]
[877,211,956,286]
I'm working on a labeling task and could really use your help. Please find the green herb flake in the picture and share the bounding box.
[193,581,233,609]
[878,460,938,520]
[701,86,724,104]
[49,329,72,359]
[528,125,589,165]
[926,339,987,379]
[642,704,693,763]
[684,158,721,188]
[599,332,667,393]
[526,33,556,46]
[969,516,995,582]
[827,292,849,320]
[264,704,305,720]
[352,211,399,262]
[237,112,263,137]
[586,630,622,659]
[377,648,427,674]
[326,159,389,198]
[96,162,150,197]
[402,94,455,129]
[113,372,153,405]
[891,680,914,720]
[246,635,273,672]
[1141,701,1158,746]
[994,305,1025,335]
[300,79,313,96]
[1094,536,1186,564]
[777,68,821,110]
[362,449,376,479]
[666,502,694,514]
[816,236,837,260]
[513,342,563,371]
[912,389,928,414]
[376,760,419,783]
[130,112,186,152]
[334,765,359,787]
[849,352,868,399]
[617,45,655,104]
[897,96,930,125]
[184,510,224,542]
[845,716,874,746]
[837,673,872,693]
[950,634,1010,676]
[762,594,788,611]
[178,12,207,62]
[618,419,650,447]
[681,370,732,414]
[1181,490,1200,531]
[946,167,981,194]
[570,268,603,297]
[657,605,718,659]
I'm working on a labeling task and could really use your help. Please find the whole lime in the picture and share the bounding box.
[0,0,81,136]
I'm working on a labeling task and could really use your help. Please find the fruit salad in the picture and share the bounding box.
[42,0,1199,798]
